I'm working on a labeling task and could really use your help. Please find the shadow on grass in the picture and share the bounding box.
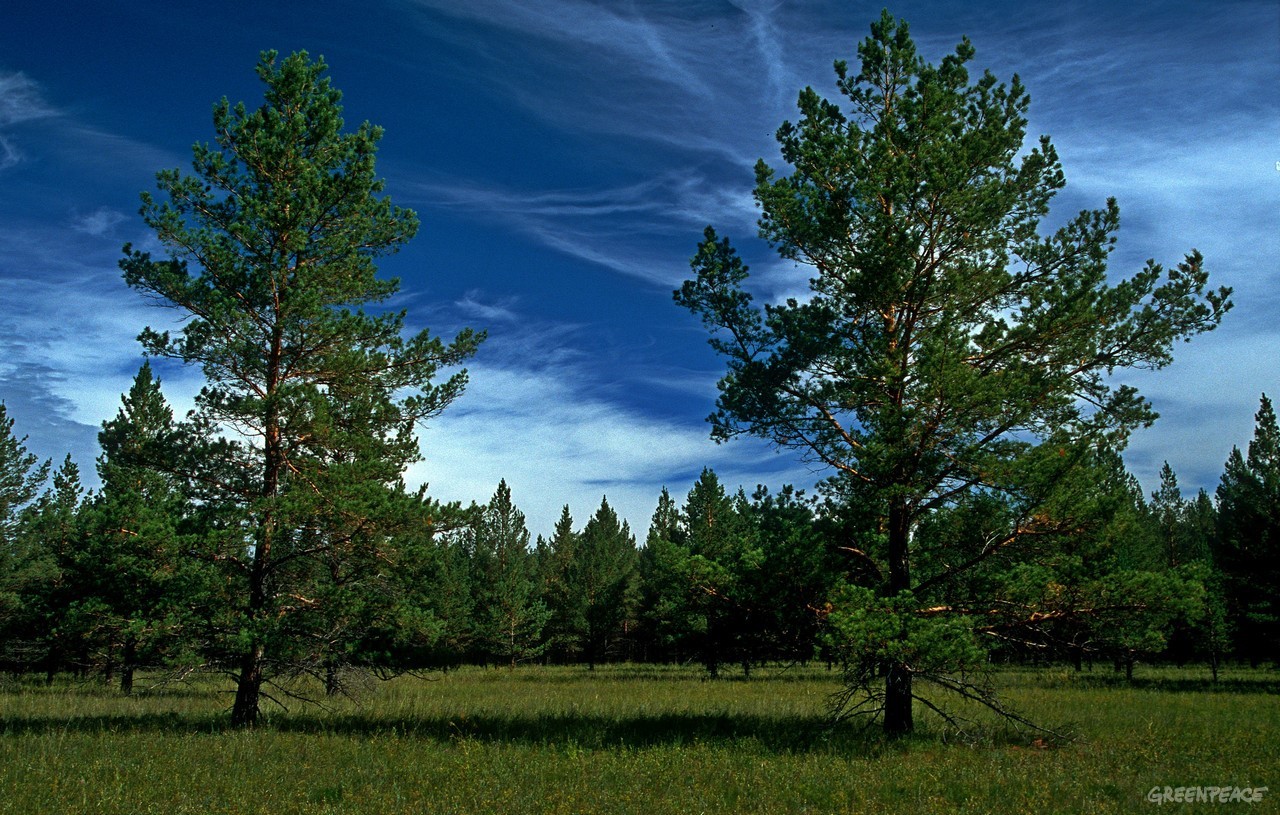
[0,711,229,736]
[1037,673,1280,695]
[306,711,865,752]
[453,665,841,684]
[0,709,945,754]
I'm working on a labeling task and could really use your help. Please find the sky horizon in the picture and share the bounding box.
[1,1,1277,539]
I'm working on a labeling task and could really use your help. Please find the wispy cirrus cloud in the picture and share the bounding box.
[70,206,129,238]
[0,219,200,483]
[400,289,809,535]
[0,68,180,184]
[403,0,831,166]
[0,71,55,169]
[408,344,808,539]
[0,72,52,125]
[2,0,1274,519]
[404,172,758,285]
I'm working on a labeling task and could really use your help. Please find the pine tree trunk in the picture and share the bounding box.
[231,645,265,727]
[233,543,270,726]
[884,663,914,734]
[883,497,914,735]
[43,643,60,685]
[120,636,136,696]
[232,351,280,729]
[233,517,270,726]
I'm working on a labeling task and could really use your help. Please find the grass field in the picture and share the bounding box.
[1,664,1276,814]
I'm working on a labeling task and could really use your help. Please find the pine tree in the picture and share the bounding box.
[0,404,51,674]
[1150,462,1186,568]
[1216,394,1280,666]
[635,488,696,663]
[69,363,198,692]
[20,455,81,680]
[681,470,755,677]
[539,505,585,662]
[748,485,835,664]
[575,498,637,667]
[424,523,478,665]
[119,52,482,725]
[471,481,548,668]
[676,12,1230,733]
[0,403,48,551]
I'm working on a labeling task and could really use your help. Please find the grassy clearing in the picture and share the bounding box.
[1,664,1276,814]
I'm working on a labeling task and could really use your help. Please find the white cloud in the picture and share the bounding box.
[1119,325,1280,496]
[406,172,759,285]
[0,72,53,126]
[0,71,56,169]
[402,295,810,537]
[406,359,808,539]
[70,207,128,238]
[403,0,817,167]
[0,218,203,482]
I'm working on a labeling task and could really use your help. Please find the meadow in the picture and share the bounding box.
[0,664,1275,814]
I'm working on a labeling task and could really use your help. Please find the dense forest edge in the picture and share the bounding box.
[2,389,1277,727]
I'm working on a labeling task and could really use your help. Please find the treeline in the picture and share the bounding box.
[2,370,1277,691]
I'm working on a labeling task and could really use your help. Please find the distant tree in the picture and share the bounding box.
[1215,394,1280,666]
[539,505,585,662]
[62,364,201,693]
[420,522,478,666]
[1142,462,1223,668]
[680,470,757,677]
[1150,463,1187,568]
[1176,490,1228,676]
[637,478,845,672]
[1147,462,1216,569]
[0,404,51,674]
[575,497,637,667]
[635,488,698,663]
[1091,569,1207,681]
[0,404,49,548]
[748,485,839,664]
[1180,490,1217,567]
[1187,559,1231,681]
[676,12,1230,734]
[470,481,548,668]
[119,51,483,725]
[19,455,81,681]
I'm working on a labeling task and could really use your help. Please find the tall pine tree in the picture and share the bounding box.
[119,52,482,725]
[470,481,548,668]
[1216,394,1280,666]
[575,498,637,667]
[72,363,197,692]
[676,12,1230,733]
[0,404,51,674]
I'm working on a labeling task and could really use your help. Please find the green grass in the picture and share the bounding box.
[1,664,1276,814]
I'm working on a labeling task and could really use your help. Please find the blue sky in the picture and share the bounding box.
[1,0,1276,537]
